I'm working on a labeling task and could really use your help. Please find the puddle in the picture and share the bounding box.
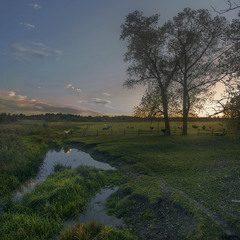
[13,147,123,230]
[15,148,115,200]
[64,186,124,228]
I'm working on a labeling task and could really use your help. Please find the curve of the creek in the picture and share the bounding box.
[15,148,124,230]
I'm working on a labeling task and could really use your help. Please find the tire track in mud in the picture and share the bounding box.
[158,179,240,239]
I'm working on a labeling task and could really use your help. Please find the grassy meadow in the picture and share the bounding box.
[0,119,239,239]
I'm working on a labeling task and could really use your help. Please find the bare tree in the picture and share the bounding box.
[164,8,229,135]
[120,11,178,135]
[211,0,240,14]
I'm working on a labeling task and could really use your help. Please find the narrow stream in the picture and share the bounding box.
[15,148,115,199]
[14,148,124,228]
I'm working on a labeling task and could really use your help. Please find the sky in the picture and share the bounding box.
[0,0,238,116]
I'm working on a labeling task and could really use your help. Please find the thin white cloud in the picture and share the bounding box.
[90,98,113,109]
[65,84,82,93]
[12,41,63,60]
[102,92,111,97]
[77,96,114,109]
[91,98,111,105]
[77,100,87,104]
[21,22,36,30]
[7,91,27,100]
[28,3,41,9]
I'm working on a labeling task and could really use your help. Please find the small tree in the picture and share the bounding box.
[133,85,163,122]
[133,82,182,121]
[222,87,240,137]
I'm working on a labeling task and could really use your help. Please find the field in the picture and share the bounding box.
[0,119,239,239]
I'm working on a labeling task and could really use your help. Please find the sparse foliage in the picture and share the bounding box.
[211,0,240,122]
[121,9,231,135]
[223,87,240,133]
[164,8,229,134]
[120,11,179,135]
[211,0,240,15]
[133,82,182,120]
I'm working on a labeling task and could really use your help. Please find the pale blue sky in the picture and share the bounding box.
[0,0,237,115]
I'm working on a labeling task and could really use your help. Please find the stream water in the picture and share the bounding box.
[15,148,124,227]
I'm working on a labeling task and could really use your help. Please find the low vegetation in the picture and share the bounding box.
[60,221,137,240]
[21,166,125,219]
[1,119,239,239]
[1,165,127,239]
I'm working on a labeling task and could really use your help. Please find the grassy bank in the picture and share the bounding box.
[66,133,240,239]
[1,121,136,239]
[0,165,128,239]
[60,221,137,240]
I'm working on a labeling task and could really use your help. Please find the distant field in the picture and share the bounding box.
[54,119,228,137]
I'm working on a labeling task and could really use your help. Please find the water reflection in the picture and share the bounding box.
[64,187,124,228]
[15,148,115,200]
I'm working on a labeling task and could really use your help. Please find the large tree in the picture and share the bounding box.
[164,8,228,135]
[120,11,178,135]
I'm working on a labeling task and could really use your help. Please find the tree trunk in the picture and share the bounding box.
[182,76,188,135]
[182,109,188,135]
[162,93,171,136]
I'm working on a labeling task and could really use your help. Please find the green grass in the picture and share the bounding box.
[60,221,137,240]
[0,212,62,240]
[1,119,239,239]
[1,166,126,239]
[22,166,125,219]
[66,132,240,238]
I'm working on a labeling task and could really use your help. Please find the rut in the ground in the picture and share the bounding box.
[158,179,240,239]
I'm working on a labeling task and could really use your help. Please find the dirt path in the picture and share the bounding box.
[158,178,240,239]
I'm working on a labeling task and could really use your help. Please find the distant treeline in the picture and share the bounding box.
[0,112,223,123]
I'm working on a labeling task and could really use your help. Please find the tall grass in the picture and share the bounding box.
[1,165,125,239]
[0,212,62,240]
[0,121,74,197]
[0,129,45,196]
[60,221,137,240]
[21,166,125,219]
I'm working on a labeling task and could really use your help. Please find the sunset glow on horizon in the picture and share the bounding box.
[0,0,237,116]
